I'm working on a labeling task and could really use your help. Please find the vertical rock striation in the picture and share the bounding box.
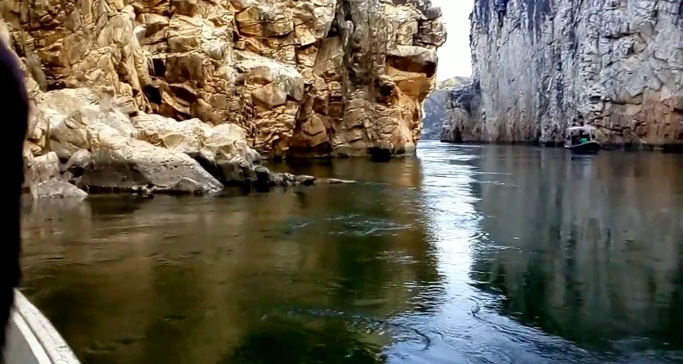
[443,0,683,150]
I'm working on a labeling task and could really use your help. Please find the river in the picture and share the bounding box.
[19,141,683,363]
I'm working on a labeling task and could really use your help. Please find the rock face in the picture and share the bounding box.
[443,0,683,149]
[3,0,446,160]
[422,88,449,140]
[423,76,468,140]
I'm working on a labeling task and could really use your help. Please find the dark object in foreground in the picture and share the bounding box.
[565,126,601,154]
[0,41,29,348]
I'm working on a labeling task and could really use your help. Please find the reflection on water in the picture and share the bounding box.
[469,147,683,352]
[20,141,683,363]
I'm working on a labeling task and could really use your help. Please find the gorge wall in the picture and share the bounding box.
[3,0,445,158]
[0,0,445,195]
[442,0,683,149]
[422,76,468,140]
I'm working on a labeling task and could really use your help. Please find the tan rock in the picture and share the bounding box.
[252,83,288,109]
[6,0,445,160]
[132,114,252,161]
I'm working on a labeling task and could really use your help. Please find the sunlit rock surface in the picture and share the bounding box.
[2,0,446,159]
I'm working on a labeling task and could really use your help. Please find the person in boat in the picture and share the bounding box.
[0,39,29,349]
[578,130,590,144]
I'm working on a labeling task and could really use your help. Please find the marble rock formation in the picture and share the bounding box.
[442,0,683,150]
[2,0,445,161]
[26,87,319,194]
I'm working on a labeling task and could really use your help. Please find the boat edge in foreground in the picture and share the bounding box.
[3,291,80,364]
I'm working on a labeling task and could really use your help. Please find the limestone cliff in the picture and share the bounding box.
[2,0,445,160]
[423,76,468,140]
[443,0,683,150]
[422,88,448,139]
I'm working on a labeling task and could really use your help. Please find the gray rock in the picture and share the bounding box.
[25,151,61,184]
[189,150,220,182]
[270,173,284,186]
[254,166,272,190]
[241,159,258,184]
[446,0,683,148]
[441,81,483,143]
[424,78,472,141]
[246,149,262,166]
[296,175,316,186]
[78,123,223,194]
[30,179,88,200]
[317,178,356,185]
[217,159,246,185]
[63,149,92,177]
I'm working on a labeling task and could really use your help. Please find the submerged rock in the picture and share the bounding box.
[317,178,356,185]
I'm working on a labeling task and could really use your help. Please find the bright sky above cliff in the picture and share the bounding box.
[432,0,474,80]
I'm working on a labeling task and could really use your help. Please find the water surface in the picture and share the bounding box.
[20,141,683,363]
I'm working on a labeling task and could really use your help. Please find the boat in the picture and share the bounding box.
[565,126,600,154]
[3,291,80,364]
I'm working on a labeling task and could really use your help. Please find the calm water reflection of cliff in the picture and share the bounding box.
[469,147,683,350]
[20,142,683,363]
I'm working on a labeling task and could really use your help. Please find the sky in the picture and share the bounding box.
[431,0,474,80]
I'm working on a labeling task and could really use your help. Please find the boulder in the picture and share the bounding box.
[78,123,223,194]
[25,151,61,184]
[30,179,88,200]
[216,158,248,185]
[254,165,272,190]
[63,149,93,177]
[51,106,139,159]
[133,114,252,161]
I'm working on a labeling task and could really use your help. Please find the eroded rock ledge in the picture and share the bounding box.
[442,0,683,150]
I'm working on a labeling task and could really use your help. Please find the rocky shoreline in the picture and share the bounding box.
[0,0,445,198]
[22,85,359,199]
[23,87,333,198]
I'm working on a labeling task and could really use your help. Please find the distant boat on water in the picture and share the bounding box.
[565,126,601,154]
